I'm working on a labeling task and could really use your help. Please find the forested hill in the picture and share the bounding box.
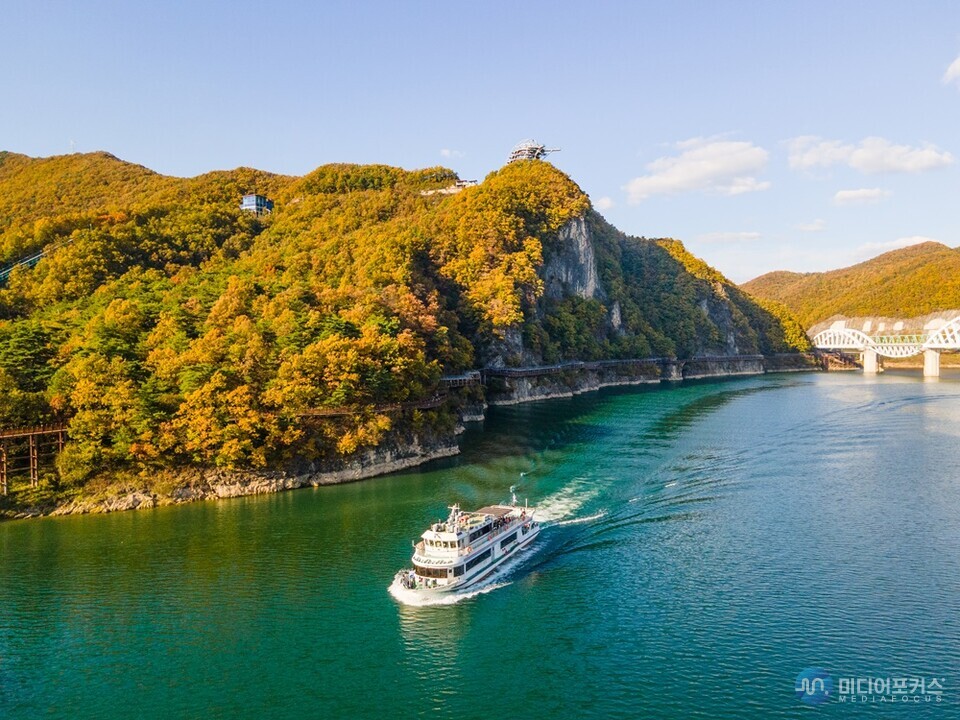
[741,242,960,328]
[0,150,292,239]
[0,150,807,487]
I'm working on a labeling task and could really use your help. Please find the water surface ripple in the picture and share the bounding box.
[1,371,959,718]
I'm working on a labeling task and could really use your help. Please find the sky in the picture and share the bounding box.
[3,0,960,282]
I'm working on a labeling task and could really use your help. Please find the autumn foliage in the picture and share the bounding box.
[0,150,808,487]
[742,241,960,328]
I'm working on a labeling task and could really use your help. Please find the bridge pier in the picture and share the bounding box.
[923,349,940,378]
[861,349,880,374]
[813,321,960,376]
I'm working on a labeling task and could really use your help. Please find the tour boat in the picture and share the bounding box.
[393,496,540,594]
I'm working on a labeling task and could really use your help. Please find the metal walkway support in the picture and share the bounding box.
[29,434,38,487]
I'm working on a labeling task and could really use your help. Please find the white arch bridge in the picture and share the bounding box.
[812,316,960,377]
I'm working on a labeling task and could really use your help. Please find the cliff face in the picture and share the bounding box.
[485,216,606,367]
[542,216,604,302]
[482,212,802,367]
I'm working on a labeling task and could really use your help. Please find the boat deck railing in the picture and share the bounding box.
[414,515,534,562]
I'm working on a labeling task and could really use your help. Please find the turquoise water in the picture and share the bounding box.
[1,371,959,718]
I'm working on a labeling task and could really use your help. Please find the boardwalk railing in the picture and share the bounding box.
[481,358,670,379]
[438,371,482,388]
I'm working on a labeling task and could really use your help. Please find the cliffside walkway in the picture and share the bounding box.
[481,358,668,378]
[480,355,782,381]
[296,356,784,418]
[0,355,814,493]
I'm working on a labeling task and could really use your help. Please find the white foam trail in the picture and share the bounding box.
[535,478,599,523]
[665,481,677,488]
[553,509,607,526]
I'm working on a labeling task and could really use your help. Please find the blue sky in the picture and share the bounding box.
[4,1,960,281]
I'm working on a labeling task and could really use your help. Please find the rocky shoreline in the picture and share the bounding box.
[3,353,819,521]
[39,441,461,519]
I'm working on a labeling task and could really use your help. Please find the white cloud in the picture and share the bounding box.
[440,148,465,159]
[788,136,953,174]
[943,54,960,87]
[850,137,954,173]
[855,236,940,258]
[787,137,851,170]
[797,219,826,232]
[594,196,615,210]
[625,137,770,202]
[696,231,762,244]
[833,188,892,206]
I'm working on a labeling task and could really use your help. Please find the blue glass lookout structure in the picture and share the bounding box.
[240,194,273,215]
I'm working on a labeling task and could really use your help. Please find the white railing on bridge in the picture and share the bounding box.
[812,317,960,358]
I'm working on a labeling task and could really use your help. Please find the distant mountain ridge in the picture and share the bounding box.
[741,242,960,328]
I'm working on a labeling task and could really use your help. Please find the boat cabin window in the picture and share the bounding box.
[500,532,517,547]
[464,549,492,572]
[453,565,464,576]
[415,566,449,579]
[425,539,457,549]
[468,523,492,542]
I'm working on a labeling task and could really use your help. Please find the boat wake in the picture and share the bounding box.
[553,510,607,526]
[534,478,600,523]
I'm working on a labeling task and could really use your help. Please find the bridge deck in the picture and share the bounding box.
[813,319,960,358]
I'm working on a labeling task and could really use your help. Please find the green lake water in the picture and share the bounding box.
[1,371,958,718]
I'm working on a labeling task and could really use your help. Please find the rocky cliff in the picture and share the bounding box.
[542,216,604,302]
[484,211,808,368]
